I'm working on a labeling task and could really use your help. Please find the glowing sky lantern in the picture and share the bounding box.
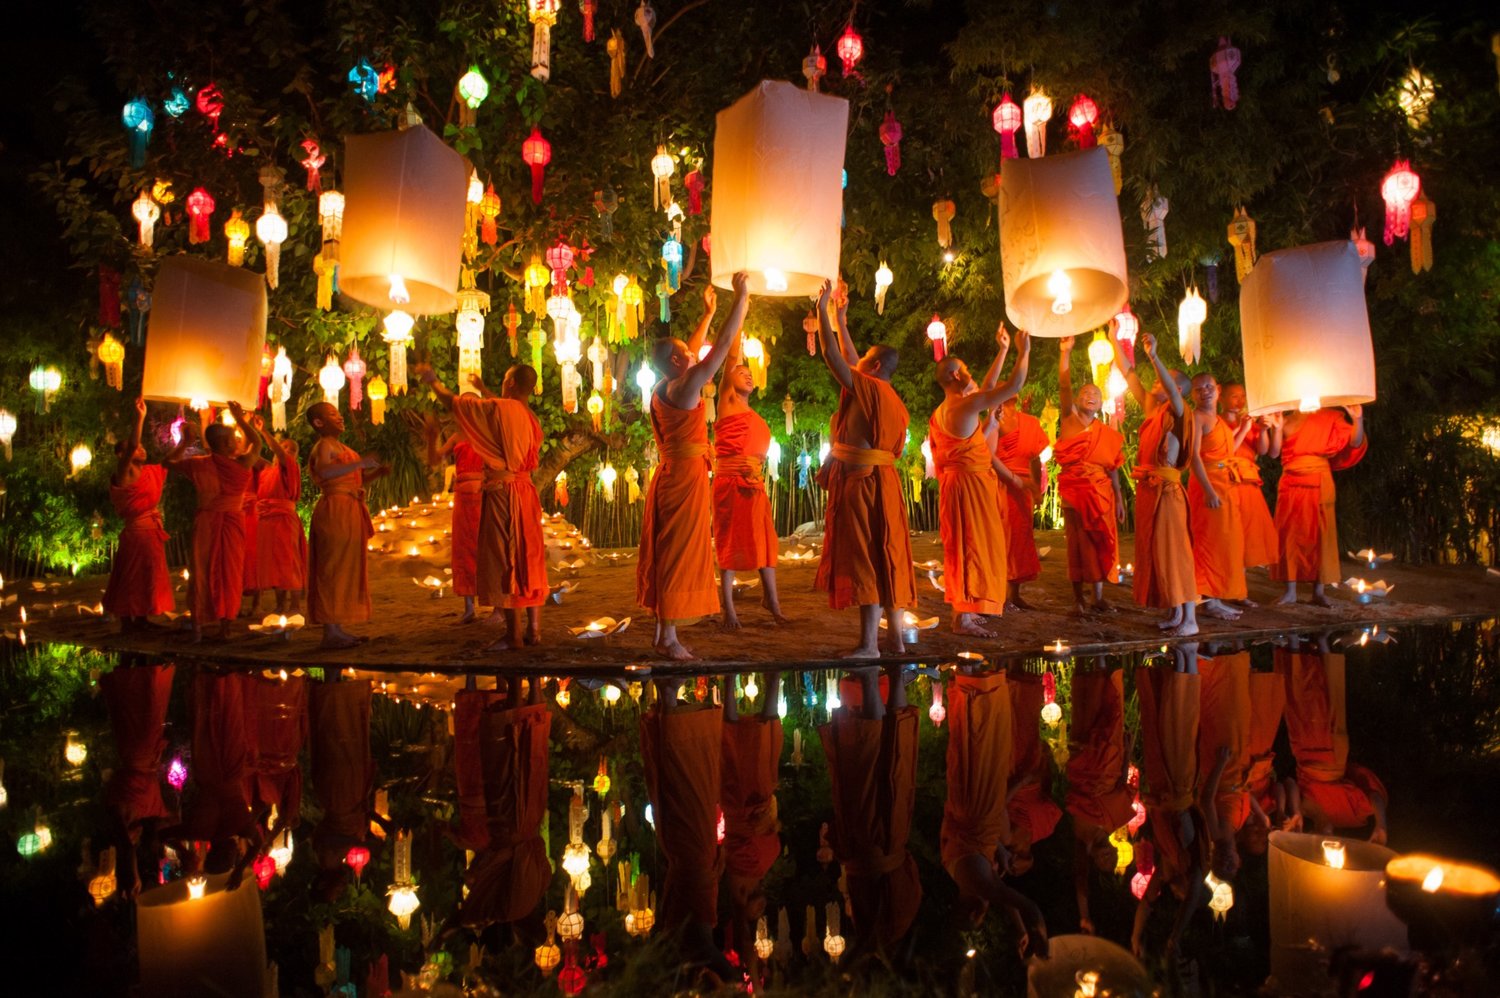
[143,256,267,408]
[1381,160,1421,245]
[121,97,154,168]
[1023,89,1053,158]
[522,127,552,204]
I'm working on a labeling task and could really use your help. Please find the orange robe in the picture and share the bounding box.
[994,411,1050,583]
[816,371,916,610]
[637,390,717,621]
[249,673,308,830]
[185,672,255,841]
[640,705,723,930]
[449,439,484,597]
[1247,661,1288,813]
[451,688,497,850]
[1227,421,1279,569]
[940,672,1013,872]
[713,409,778,571]
[1280,648,1389,829]
[820,704,922,950]
[242,467,261,591]
[1137,665,1201,813]
[1273,410,1367,584]
[1130,405,1197,609]
[1006,674,1063,849]
[179,454,250,623]
[306,441,373,625]
[721,715,783,880]
[460,701,553,927]
[1065,669,1135,833]
[255,452,306,592]
[1189,416,1248,599]
[1197,652,1252,832]
[930,412,1007,615]
[451,398,549,608]
[102,663,175,830]
[103,464,174,617]
[309,680,374,858]
[1054,419,1124,584]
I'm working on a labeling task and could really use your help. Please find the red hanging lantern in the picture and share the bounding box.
[522,127,552,204]
[185,187,215,244]
[925,314,947,361]
[558,960,587,996]
[196,84,224,129]
[1380,159,1421,245]
[878,110,902,176]
[345,845,370,880]
[581,0,597,42]
[992,93,1022,160]
[1068,94,1099,148]
[252,854,276,891]
[299,138,325,192]
[836,24,864,77]
[684,168,704,214]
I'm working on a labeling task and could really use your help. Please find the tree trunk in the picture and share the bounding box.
[531,418,630,490]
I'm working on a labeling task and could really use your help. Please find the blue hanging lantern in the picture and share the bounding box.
[841,168,848,229]
[661,235,683,291]
[348,59,379,102]
[163,86,190,118]
[121,98,154,168]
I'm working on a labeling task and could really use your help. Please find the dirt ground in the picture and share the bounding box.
[16,497,1500,674]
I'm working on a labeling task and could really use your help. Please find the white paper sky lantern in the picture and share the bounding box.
[143,255,267,407]
[136,873,268,998]
[1239,240,1376,416]
[339,126,468,315]
[710,80,849,297]
[999,147,1128,338]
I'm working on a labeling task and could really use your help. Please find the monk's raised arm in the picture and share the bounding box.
[1107,318,1149,409]
[834,278,859,367]
[980,323,1011,392]
[955,331,1032,422]
[1141,333,1183,418]
[677,272,749,401]
[685,284,717,357]
[1058,337,1075,414]
[817,279,854,391]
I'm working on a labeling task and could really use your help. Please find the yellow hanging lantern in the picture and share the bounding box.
[528,0,559,82]
[1099,123,1124,194]
[88,846,117,907]
[1110,829,1134,875]
[624,465,641,503]
[367,375,388,425]
[742,336,767,390]
[586,390,604,431]
[874,260,893,314]
[319,354,346,406]
[132,191,160,249]
[621,277,645,340]
[224,210,251,267]
[523,255,549,317]
[97,334,125,390]
[1228,206,1258,283]
[932,199,955,250]
[1087,331,1113,390]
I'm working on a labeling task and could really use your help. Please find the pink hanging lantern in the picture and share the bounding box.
[185,187,215,244]
[1113,306,1138,364]
[344,845,370,880]
[546,238,575,293]
[343,347,366,411]
[196,83,224,129]
[1210,37,1241,110]
[522,127,552,204]
[300,139,325,192]
[252,854,276,890]
[1068,94,1099,148]
[878,109,903,176]
[992,92,1022,160]
[836,24,864,77]
[928,680,946,725]
[1380,160,1421,245]
[1130,840,1155,899]
[925,314,947,361]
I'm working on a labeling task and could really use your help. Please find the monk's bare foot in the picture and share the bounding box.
[1231,598,1259,609]
[768,610,792,626]
[1091,599,1116,614]
[884,638,907,656]
[482,611,504,625]
[1308,594,1335,608]
[524,628,541,646]
[1165,621,1200,637]
[457,607,476,624]
[952,615,996,638]
[720,613,742,631]
[1073,602,1092,617]
[1157,618,1183,631]
[1199,601,1241,621]
[1008,595,1037,611]
[483,636,515,652]
[1273,592,1297,606]
[655,640,699,661]
[841,644,881,660]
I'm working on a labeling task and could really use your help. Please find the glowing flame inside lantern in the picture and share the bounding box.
[764,269,788,293]
[1047,270,1073,315]
[1422,866,1444,893]
[1321,840,1346,870]
[388,273,410,304]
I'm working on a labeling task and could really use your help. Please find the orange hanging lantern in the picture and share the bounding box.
[504,301,520,356]
[522,127,552,204]
[932,199,955,250]
[1380,160,1420,245]
[1068,94,1099,148]
[479,183,501,245]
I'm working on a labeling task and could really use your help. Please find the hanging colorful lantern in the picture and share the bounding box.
[0,409,16,460]
[256,206,288,290]
[121,98,154,168]
[992,92,1023,160]
[581,0,597,41]
[545,239,575,293]
[1068,94,1099,148]
[927,679,946,725]
[1351,227,1376,284]
[1397,67,1435,129]
[1210,37,1241,110]
[70,443,93,475]
[367,375,387,425]
[524,256,549,317]
[926,314,947,361]
[554,470,569,507]
[343,347,366,411]
[29,365,60,413]
[222,210,250,267]
[1228,206,1258,282]
[98,334,125,390]
[872,259,894,315]
[1178,287,1206,364]
[196,83,225,128]
[607,29,627,97]
[504,300,521,355]
[1380,160,1421,245]
[635,0,656,57]
[298,138,325,192]
[836,24,863,77]
[456,67,489,127]
[348,59,379,102]
[1088,331,1113,390]
[594,186,619,240]
[1113,306,1138,364]
[1023,89,1053,158]
[528,0,560,81]
[522,127,552,204]
[803,42,827,91]
[455,270,490,393]
[164,85,190,118]
[586,390,604,431]
[185,188,215,244]
[621,275,644,340]
[742,336,767,391]
[650,145,675,210]
[383,310,414,394]
[317,189,345,261]
[318,355,346,406]
[1099,123,1124,194]
[132,191,160,249]
[878,109,902,176]
[932,199,955,250]
[477,183,501,246]
[1409,194,1435,273]
[661,235,683,291]
[270,346,293,430]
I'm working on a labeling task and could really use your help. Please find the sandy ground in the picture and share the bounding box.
[15,497,1500,673]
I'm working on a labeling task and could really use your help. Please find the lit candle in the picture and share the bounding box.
[1321,840,1346,870]
[186,875,207,900]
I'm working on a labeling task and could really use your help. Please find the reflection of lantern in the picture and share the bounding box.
[340,126,468,315]
[836,24,863,76]
[999,149,1128,337]
[1068,94,1099,148]
[144,256,267,407]
[522,127,552,205]
[185,187,215,244]
[823,902,846,962]
[993,93,1022,160]
[710,82,848,297]
[1239,241,1375,416]
[132,191,160,249]
[927,680,945,725]
[755,916,774,960]
[255,206,288,289]
[137,873,268,998]
[1380,160,1421,245]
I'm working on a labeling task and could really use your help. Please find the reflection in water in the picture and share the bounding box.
[3,624,1500,994]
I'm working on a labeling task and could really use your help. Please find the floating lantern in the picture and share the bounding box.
[1380,160,1421,245]
[132,191,160,249]
[0,410,15,460]
[255,206,288,289]
[121,98,154,168]
[836,24,863,77]
[710,81,849,296]
[1177,287,1206,364]
[925,314,947,361]
[1385,853,1500,946]
[879,109,903,176]
[522,127,552,204]
[185,187,215,244]
[1238,240,1375,416]
[1068,94,1099,148]
[993,93,1022,160]
[1046,638,1071,658]
[142,256,268,407]
[999,148,1128,337]
[340,126,467,314]
[569,616,631,638]
[1210,37,1241,109]
[1023,89,1052,158]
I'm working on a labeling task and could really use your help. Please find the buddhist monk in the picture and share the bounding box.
[249,671,308,838]
[458,678,553,931]
[941,664,1048,957]
[814,279,917,658]
[703,290,789,628]
[254,431,306,616]
[721,672,783,949]
[1054,338,1125,615]
[430,424,485,623]
[1189,374,1248,617]
[820,666,922,956]
[640,676,726,968]
[104,398,186,630]
[1196,647,1253,880]
[167,402,261,641]
[931,330,1032,635]
[637,272,752,659]
[240,432,265,617]
[982,327,1050,610]
[1067,663,1135,935]
[1112,329,1199,635]
[1220,385,1280,578]
[420,364,549,651]
[1006,671,1064,875]
[102,662,175,894]
[1269,406,1367,606]
[305,402,386,649]
[309,679,376,898]
[1280,639,1389,842]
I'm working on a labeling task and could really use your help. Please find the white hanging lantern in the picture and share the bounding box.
[132,191,160,249]
[143,255,267,407]
[1023,89,1053,158]
[318,354,346,406]
[255,205,288,290]
[0,409,16,460]
[1177,288,1206,364]
[383,309,415,394]
[874,260,893,314]
[269,346,293,431]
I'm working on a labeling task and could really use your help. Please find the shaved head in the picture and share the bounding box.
[859,344,899,380]
[204,423,237,454]
[306,401,337,428]
[504,363,538,398]
[935,356,965,386]
[650,337,691,377]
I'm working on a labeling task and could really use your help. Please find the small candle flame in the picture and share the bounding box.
[1047,269,1073,315]
[1299,395,1321,413]
[1321,840,1346,870]
[1422,866,1444,892]
[763,268,788,293]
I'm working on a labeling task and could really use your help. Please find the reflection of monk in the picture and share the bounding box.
[1066,665,1135,935]
[1281,643,1389,842]
[1006,672,1063,873]
[183,672,257,858]
[248,674,307,835]
[309,680,376,885]
[820,667,922,954]
[102,663,175,894]
[1243,657,1295,854]
[721,673,782,944]
[458,681,553,929]
[1270,407,1367,606]
[1196,649,1252,875]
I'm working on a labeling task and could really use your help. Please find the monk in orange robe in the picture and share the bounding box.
[459,680,553,930]
[705,287,789,628]
[1220,385,1279,574]
[309,679,376,896]
[820,666,922,955]
[1066,664,1135,935]
[1280,642,1389,841]
[1054,338,1125,615]
[1113,329,1199,634]
[254,433,306,616]
[429,424,485,623]
[241,463,262,614]
[1006,672,1063,874]
[813,280,917,657]
[249,672,307,837]
[305,402,386,649]
[168,402,261,640]
[1196,649,1253,879]
[931,330,1032,635]
[1189,374,1249,616]
[941,666,1048,955]
[421,364,549,650]
[105,398,185,630]
[637,274,751,659]
[721,672,782,946]
[1269,406,1367,606]
[103,663,175,891]
[982,326,1050,609]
